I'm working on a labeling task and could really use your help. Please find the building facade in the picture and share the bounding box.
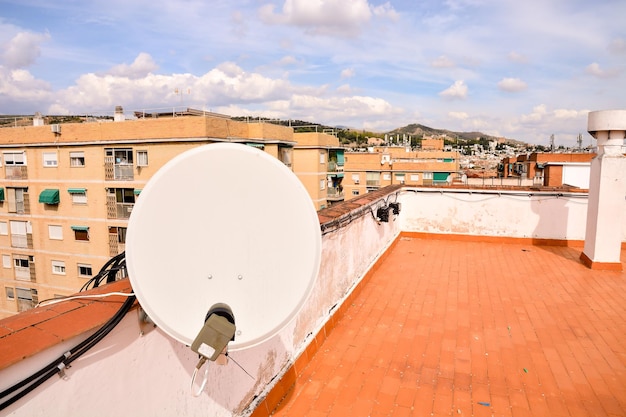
[292,131,345,210]
[343,145,460,198]
[0,111,302,317]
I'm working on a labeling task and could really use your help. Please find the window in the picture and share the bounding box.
[352,190,360,196]
[16,287,36,311]
[352,174,360,184]
[320,179,325,190]
[136,150,148,166]
[106,148,133,164]
[320,153,326,164]
[110,226,127,244]
[423,172,433,180]
[10,220,29,248]
[78,264,93,277]
[7,187,27,214]
[366,172,380,186]
[42,152,58,167]
[68,189,87,204]
[2,255,10,268]
[395,173,405,184]
[0,221,7,235]
[4,151,27,165]
[48,225,63,240]
[14,256,31,281]
[72,226,89,241]
[6,287,14,300]
[410,174,420,181]
[52,260,66,275]
[278,146,292,167]
[70,151,85,167]
[14,257,29,268]
[383,173,391,181]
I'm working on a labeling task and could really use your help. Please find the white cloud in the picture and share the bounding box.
[553,108,587,119]
[497,77,527,92]
[107,53,158,79]
[448,111,468,120]
[507,51,528,64]
[336,83,353,94]
[585,62,620,78]
[258,0,396,37]
[439,80,468,100]
[431,55,455,68]
[371,2,400,20]
[608,37,626,54]
[0,68,51,100]
[340,68,355,79]
[520,104,547,123]
[1,31,50,69]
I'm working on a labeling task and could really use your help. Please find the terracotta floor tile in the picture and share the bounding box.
[269,237,626,417]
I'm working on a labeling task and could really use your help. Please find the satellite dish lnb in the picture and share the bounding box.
[126,143,322,350]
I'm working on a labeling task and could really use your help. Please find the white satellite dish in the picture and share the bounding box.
[126,143,321,350]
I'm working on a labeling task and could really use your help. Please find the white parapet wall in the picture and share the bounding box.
[0,190,401,417]
[398,187,592,241]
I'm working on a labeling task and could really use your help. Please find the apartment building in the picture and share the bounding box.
[343,144,460,198]
[292,131,345,209]
[0,110,299,317]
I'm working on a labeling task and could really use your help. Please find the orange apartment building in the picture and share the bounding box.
[343,143,460,197]
[0,110,338,317]
[291,131,345,209]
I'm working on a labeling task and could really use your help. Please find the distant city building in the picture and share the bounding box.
[499,152,595,188]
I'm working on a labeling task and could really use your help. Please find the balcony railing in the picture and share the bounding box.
[10,235,28,248]
[116,203,134,219]
[327,187,344,201]
[114,164,134,181]
[5,166,28,180]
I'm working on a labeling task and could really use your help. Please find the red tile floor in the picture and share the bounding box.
[269,236,626,417]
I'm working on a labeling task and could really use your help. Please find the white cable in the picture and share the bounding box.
[190,357,209,397]
[36,292,135,308]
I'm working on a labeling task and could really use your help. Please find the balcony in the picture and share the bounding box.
[1,185,625,416]
[4,166,28,180]
[326,186,344,202]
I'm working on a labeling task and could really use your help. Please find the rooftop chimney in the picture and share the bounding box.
[581,110,626,270]
[33,112,44,126]
[114,105,125,122]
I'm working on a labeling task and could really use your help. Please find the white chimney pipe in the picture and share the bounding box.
[581,110,626,270]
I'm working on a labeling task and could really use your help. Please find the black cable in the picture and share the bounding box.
[0,288,136,410]
[80,251,126,292]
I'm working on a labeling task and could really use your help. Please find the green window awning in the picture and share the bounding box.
[71,225,89,232]
[433,172,449,182]
[0,188,4,202]
[39,189,60,204]
[246,143,265,149]
[336,152,345,166]
[67,188,86,194]
[133,189,142,195]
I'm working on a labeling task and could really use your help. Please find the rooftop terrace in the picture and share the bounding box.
[1,184,625,416]
[263,235,626,417]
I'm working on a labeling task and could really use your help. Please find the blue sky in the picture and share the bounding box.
[0,0,624,145]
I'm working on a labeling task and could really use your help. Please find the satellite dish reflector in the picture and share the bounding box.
[126,143,321,350]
